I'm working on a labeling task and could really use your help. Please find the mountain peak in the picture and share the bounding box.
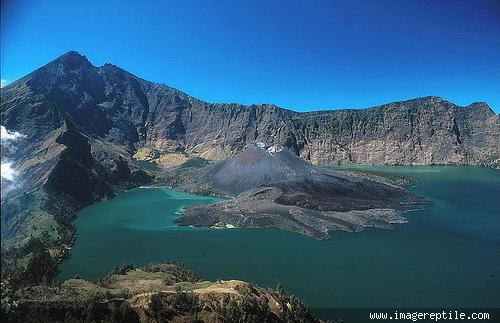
[466,102,496,115]
[210,144,315,195]
[51,50,93,70]
[60,50,86,58]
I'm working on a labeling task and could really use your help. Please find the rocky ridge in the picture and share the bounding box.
[2,51,498,173]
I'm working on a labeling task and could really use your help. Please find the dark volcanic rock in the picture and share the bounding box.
[209,143,318,195]
[175,145,424,239]
[176,184,420,240]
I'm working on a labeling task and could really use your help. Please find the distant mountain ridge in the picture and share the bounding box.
[2,51,498,170]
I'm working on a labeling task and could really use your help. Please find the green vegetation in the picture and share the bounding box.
[1,188,78,292]
[179,157,210,169]
[98,262,201,292]
[273,282,317,323]
[133,147,191,166]
[141,261,199,282]
[327,166,421,188]
[135,159,161,172]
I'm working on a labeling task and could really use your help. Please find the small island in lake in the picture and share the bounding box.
[173,142,425,239]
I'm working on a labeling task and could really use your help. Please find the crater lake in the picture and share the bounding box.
[58,166,500,312]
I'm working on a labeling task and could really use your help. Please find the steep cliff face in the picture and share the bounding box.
[293,98,499,166]
[2,51,497,172]
[166,97,499,166]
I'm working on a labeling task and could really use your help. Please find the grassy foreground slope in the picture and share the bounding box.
[2,262,321,323]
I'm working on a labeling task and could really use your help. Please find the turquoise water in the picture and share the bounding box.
[58,167,500,309]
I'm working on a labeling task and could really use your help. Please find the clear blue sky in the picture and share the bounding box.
[1,0,499,112]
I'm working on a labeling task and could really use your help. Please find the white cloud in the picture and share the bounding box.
[1,126,26,183]
[1,125,26,142]
[1,162,17,181]
[0,79,8,88]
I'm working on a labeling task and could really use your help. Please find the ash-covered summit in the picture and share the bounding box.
[210,142,318,195]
